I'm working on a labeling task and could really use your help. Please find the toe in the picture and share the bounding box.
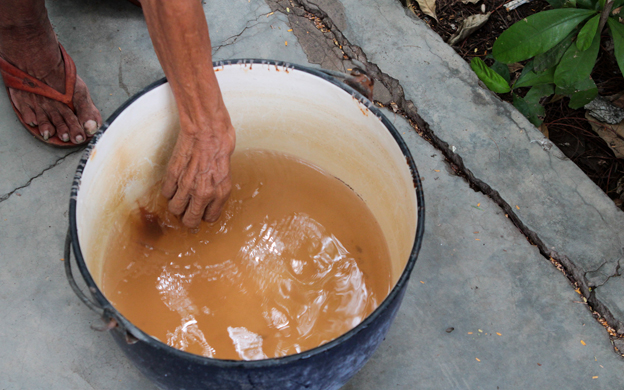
[9,89,37,128]
[47,108,71,143]
[34,107,55,141]
[74,76,102,136]
[59,104,86,144]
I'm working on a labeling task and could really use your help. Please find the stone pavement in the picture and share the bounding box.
[0,0,623,388]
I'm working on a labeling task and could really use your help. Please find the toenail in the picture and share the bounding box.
[76,135,84,143]
[61,133,70,142]
[42,131,50,140]
[29,122,36,127]
[84,120,99,135]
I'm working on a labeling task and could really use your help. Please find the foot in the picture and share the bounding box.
[0,8,101,145]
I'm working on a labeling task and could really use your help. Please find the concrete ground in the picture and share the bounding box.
[1,0,623,389]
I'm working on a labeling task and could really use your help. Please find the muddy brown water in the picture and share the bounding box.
[102,148,392,360]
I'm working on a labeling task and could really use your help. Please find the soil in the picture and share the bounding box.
[401,0,624,210]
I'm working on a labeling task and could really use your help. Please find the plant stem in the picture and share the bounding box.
[598,0,615,35]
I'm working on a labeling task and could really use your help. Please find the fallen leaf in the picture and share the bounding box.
[468,332,473,334]
[581,340,586,346]
[473,231,479,234]
[477,203,481,207]
[593,376,598,379]
[537,363,542,366]
[461,0,480,3]
[267,12,274,17]
[285,41,288,46]
[60,258,64,261]
[476,358,481,362]
[585,113,624,159]
[420,281,425,284]
[414,0,438,20]
[507,63,524,73]
[478,329,483,333]
[475,238,481,241]
[434,169,440,172]
[539,123,549,138]
[287,29,293,32]
[496,332,502,336]
[515,205,520,210]
[448,13,491,46]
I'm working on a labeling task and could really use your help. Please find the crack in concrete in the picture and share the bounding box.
[269,0,624,354]
[0,150,81,204]
[212,10,275,56]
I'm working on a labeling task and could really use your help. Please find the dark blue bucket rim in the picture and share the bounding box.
[68,58,425,369]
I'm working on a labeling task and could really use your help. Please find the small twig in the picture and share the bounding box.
[599,0,615,35]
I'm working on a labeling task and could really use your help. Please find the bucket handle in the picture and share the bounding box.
[64,228,104,315]
[318,66,374,101]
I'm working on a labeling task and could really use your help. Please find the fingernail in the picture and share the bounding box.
[61,133,70,142]
[42,131,50,140]
[84,119,98,135]
[76,135,84,143]
[29,122,36,127]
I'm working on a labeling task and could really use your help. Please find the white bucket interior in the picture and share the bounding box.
[76,62,418,294]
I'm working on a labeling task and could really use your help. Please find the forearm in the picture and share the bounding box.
[141,0,226,135]
[140,0,235,227]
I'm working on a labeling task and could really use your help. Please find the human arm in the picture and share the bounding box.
[140,0,235,228]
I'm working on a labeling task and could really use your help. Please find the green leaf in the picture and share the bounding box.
[612,0,624,11]
[470,58,511,93]
[557,77,598,108]
[599,0,606,8]
[533,30,576,72]
[608,17,624,76]
[493,8,598,63]
[576,14,600,51]
[491,60,511,83]
[513,93,544,127]
[525,84,556,105]
[577,0,599,8]
[514,67,556,89]
[554,27,601,88]
[547,0,576,7]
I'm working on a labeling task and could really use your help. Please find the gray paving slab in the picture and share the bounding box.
[342,111,624,389]
[309,0,624,328]
[1,0,623,389]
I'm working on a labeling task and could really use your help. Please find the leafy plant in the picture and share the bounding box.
[471,0,624,127]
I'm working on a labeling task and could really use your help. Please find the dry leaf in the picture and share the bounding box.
[581,340,586,346]
[539,123,549,138]
[461,0,479,4]
[585,113,624,159]
[448,13,491,46]
[610,92,624,109]
[414,0,438,20]
[507,63,524,73]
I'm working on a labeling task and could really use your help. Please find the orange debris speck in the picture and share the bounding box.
[581,340,586,346]
[476,358,481,362]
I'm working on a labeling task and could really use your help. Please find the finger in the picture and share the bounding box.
[167,161,198,216]
[47,107,71,143]
[182,189,215,228]
[162,152,190,199]
[59,103,86,144]
[34,106,56,141]
[203,179,231,223]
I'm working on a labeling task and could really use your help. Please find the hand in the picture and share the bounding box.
[161,106,236,228]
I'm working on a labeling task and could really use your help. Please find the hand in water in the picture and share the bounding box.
[161,104,236,228]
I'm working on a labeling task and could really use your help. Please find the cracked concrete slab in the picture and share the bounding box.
[341,110,624,389]
[287,0,624,331]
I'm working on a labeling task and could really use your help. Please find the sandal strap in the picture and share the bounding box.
[0,44,76,111]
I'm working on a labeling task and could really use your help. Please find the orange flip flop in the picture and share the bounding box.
[0,44,90,148]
